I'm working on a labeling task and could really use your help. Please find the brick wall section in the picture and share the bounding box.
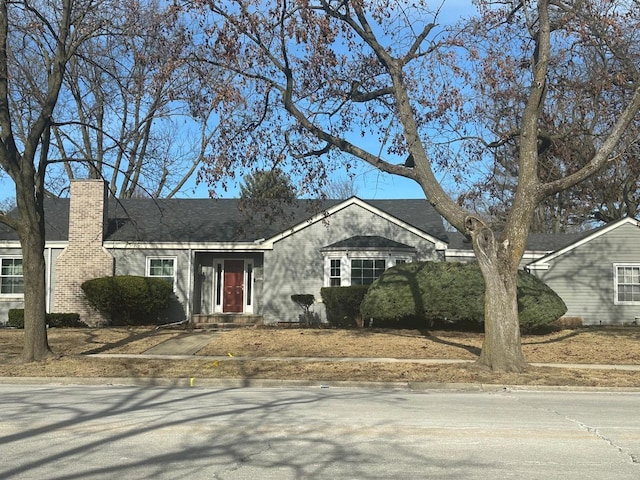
[54,180,114,326]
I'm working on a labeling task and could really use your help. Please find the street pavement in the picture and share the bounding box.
[0,384,638,479]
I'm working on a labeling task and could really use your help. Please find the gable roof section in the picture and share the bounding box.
[263,197,448,249]
[527,217,640,270]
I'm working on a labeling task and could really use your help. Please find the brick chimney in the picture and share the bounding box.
[54,179,114,326]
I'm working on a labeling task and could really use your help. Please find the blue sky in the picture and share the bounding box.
[0,1,477,204]
[183,163,427,200]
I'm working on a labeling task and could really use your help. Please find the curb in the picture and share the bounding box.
[2,376,640,393]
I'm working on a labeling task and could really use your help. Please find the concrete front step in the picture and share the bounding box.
[191,314,263,329]
[192,322,258,330]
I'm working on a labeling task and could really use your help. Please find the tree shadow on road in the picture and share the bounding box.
[0,384,491,479]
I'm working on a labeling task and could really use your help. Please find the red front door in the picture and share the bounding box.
[223,260,244,313]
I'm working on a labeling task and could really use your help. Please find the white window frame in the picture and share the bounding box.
[323,252,414,287]
[211,258,254,314]
[0,256,24,297]
[146,256,177,290]
[329,258,342,286]
[614,263,640,305]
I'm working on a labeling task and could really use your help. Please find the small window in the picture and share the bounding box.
[1,257,23,294]
[330,259,341,286]
[350,259,385,285]
[147,257,176,289]
[615,265,640,304]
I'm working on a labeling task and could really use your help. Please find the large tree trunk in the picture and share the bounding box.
[18,204,51,362]
[476,258,527,372]
[467,217,528,373]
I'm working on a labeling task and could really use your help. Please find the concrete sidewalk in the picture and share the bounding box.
[91,352,640,371]
[92,333,640,372]
[143,332,219,355]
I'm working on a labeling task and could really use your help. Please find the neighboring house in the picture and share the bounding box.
[1,179,638,327]
[527,217,640,326]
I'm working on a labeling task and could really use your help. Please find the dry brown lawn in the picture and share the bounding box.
[1,326,640,387]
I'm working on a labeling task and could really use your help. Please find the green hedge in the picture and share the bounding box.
[7,309,83,328]
[360,261,567,332]
[320,285,369,327]
[81,275,173,326]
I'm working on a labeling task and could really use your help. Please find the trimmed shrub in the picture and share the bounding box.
[81,275,173,326]
[7,309,24,328]
[7,309,83,328]
[360,261,567,332]
[320,285,369,327]
[47,313,84,328]
[291,294,320,326]
[291,294,315,312]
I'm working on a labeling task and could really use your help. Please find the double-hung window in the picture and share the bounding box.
[147,257,176,290]
[0,257,23,295]
[614,264,640,304]
[329,259,342,286]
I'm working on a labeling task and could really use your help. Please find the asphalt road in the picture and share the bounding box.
[0,384,639,479]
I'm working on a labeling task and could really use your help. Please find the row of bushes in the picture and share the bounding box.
[320,286,369,328]
[320,261,567,333]
[7,310,84,329]
[6,276,175,328]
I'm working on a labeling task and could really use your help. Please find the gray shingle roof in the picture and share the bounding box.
[446,230,590,252]
[0,196,447,244]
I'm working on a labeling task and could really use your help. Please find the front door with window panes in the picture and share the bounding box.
[223,259,245,312]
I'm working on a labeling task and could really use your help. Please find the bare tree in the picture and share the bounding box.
[0,0,113,361]
[461,3,640,233]
[323,176,358,199]
[179,0,640,372]
[37,0,215,199]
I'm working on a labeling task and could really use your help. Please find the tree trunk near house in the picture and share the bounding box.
[467,217,528,373]
[20,245,51,362]
[476,263,527,372]
[17,199,51,362]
